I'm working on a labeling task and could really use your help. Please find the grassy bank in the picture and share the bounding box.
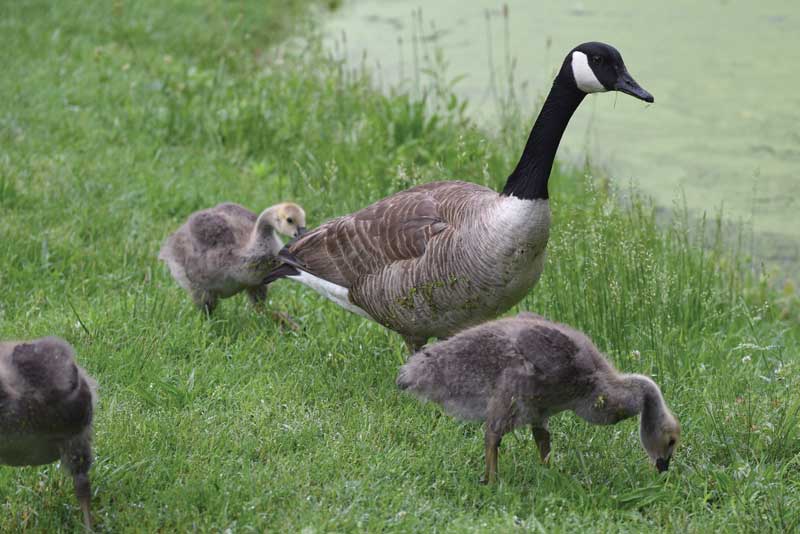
[1,1,799,532]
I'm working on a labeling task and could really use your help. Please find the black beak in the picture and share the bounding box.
[656,457,670,473]
[615,69,654,103]
[295,226,307,238]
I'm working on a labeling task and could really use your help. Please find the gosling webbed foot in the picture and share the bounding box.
[270,310,301,332]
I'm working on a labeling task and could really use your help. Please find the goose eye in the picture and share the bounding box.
[287,217,294,224]
[591,55,603,65]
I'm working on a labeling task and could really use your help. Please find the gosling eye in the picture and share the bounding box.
[668,438,676,447]
[287,217,294,224]
[592,55,603,66]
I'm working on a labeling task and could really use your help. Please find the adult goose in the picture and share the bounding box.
[265,42,653,351]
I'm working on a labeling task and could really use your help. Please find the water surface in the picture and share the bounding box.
[325,1,799,267]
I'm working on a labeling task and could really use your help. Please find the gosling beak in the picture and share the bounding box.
[294,226,307,238]
[615,69,654,103]
[655,457,670,473]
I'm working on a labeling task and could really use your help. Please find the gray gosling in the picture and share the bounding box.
[0,337,97,529]
[397,312,680,483]
[159,202,306,317]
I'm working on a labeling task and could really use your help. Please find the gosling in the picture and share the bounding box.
[397,312,680,483]
[159,202,306,316]
[0,337,97,529]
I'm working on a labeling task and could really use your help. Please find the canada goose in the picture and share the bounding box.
[264,42,653,351]
[159,202,306,318]
[0,337,98,529]
[396,313,680,483]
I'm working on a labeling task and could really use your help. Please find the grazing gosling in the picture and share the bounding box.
[0,337,97,529]
[159,202,306,316]
[397,312,680,483]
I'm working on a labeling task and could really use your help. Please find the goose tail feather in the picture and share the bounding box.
[263,247,307,285]
[263,263,299,285]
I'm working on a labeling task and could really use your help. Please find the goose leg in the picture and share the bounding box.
[482,428,501,484]
[532,423,551,465]
[403,335,427,354]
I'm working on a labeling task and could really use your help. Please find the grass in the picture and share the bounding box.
[1,1,799,532]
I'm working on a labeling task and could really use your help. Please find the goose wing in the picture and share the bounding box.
[276,187,452,288]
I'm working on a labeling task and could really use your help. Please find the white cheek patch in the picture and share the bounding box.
[571,51,607,93]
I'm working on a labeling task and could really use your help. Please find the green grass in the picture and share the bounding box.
[1,1,799,532]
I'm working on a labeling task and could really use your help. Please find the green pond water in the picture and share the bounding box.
[325,0,800,271]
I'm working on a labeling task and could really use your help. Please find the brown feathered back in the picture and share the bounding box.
[285,182,459,287]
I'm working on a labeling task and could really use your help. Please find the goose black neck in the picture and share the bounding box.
[502,71,585,200]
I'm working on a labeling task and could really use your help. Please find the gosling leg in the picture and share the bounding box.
[482,428,501,484]
[532,424,551,465]
[74,472,92,530]
[63,439,93,531]
[192,291,217,317]
[246,285,268,307]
